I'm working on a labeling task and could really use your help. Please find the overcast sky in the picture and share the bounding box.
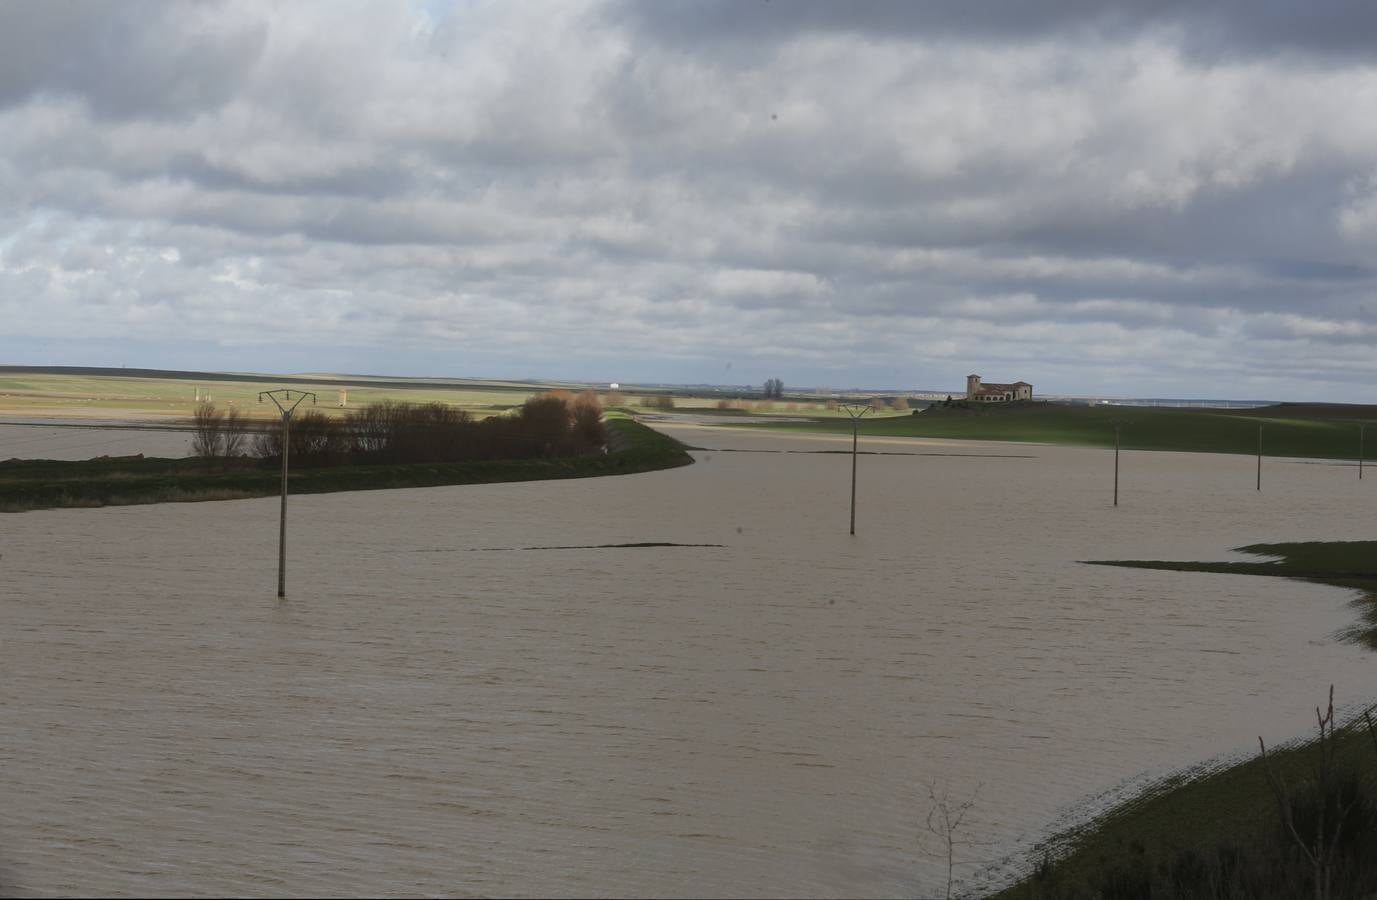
[4,1,1377,398]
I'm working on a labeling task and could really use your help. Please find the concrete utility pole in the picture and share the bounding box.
[259,389,317,598]
[1113,422,1121,507]
[1361,424,1366,481]
[837,401,873,535]
[1256,424,1263,492]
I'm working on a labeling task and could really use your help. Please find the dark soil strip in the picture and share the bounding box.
[459,541,726,552]
[689,446,1035,458]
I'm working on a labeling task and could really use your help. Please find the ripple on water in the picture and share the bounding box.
[2,428,1375,897]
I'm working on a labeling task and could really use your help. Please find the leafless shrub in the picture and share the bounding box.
[190,401,226,458]
[1258,685,1362,900]
[919,780,990,900]
[249,395,604,467]
[222,405,248,457]
[892,396,911,411]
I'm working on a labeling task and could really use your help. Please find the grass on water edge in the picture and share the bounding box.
[0,418,692,513]
[733,402,1377,461]
[997,541,1377,898]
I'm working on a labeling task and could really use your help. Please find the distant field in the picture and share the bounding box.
[0,370,552,422]
[735,401,1377,460]
[0,368,919,424]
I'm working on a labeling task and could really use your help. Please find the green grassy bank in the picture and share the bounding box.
[999,542,1377,899]
[0,418,692,513]
[738,402,1377,460]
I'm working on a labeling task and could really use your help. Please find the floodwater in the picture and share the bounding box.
[3,422,1376,897]
[0,420,192,461]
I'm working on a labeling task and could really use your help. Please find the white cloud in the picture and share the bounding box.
[2,1,1377,398]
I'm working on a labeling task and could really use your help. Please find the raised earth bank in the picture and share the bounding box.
[0,417,691,513]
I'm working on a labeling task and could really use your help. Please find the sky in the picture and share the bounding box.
[4,1,1377,400]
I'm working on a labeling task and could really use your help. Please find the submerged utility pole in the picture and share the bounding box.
[838,401,873,535]
[1256,424,1263,492]
[259,389,317,597]
[1113,422,1121,507]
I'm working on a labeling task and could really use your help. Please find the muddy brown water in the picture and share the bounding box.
[0,420,193,461]
[3,422,1375,897]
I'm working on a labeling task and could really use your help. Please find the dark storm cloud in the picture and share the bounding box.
[0,1,266,119]
[612,0,1377,62]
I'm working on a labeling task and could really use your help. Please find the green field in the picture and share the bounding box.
[0,370,558,422]
[0,418,692,513]
[1000,541,1377,898]
[735,402,1377,460]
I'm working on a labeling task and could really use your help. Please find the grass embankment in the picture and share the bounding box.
[740,402,1377,460]
[0,418,692,513]
[999,542,1377,899]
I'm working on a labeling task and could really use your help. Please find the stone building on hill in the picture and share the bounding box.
[966,374,1032,403]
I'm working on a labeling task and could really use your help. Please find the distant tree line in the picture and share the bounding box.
[191,391,607,467]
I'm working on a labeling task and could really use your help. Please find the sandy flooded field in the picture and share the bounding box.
[2,423,1375,897]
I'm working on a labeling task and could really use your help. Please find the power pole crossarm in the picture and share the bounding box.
[1113,423,1120,508]
[837,401,873,535]
[258,389,317,598]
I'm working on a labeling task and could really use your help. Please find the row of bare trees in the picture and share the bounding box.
[190,391,607,467]
[191,401,248,458]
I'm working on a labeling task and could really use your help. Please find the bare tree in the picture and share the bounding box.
[1258,685,1359,900]
[222,405,247,457]
[190,401,225,458]
[920,780,988,900]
